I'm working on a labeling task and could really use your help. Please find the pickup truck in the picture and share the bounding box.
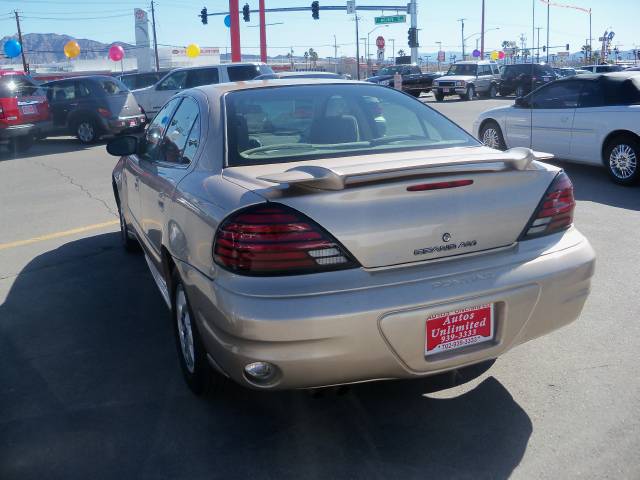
[366,65,441,97]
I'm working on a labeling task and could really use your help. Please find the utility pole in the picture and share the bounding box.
[546,0,550,63]
[458,18,466,60]
[14,11,28,73]
[334,35,338,72]
[150,1,160,72]
[259,0,267,63]
[588,9,592,63]
[536,27,542,62]
[480,0,485,58]
[409,0,418,63]
[354,11,360,79]
[390,38,395,63]
[436,41,442,70]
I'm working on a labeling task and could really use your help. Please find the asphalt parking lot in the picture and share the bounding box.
[1,98,639,480]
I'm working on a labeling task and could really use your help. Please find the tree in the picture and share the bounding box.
[397,49,406,57]
[303,50,309,68]
[308,48,319,67]
[581,44,591,63]
[522,49,531,61]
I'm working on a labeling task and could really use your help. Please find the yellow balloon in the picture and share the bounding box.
[490,50,499,61]
[186,43,201,58]
[64,40,81,59]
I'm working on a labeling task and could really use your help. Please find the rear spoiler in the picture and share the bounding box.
[257,147,553,191]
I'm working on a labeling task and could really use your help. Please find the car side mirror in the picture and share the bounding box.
[107,135,139,156]
[515,96,530,108]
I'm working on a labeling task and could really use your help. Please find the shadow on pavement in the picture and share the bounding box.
[0,137,105,163]
[0,233,532,480]
[550,160,640,211]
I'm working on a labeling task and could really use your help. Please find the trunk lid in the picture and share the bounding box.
[223,146,558,269]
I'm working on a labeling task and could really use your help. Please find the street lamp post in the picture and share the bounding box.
[436,41,442,70]
[458,18,466,60]
[390,38,395,64]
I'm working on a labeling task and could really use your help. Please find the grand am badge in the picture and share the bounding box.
[414,239,477,256]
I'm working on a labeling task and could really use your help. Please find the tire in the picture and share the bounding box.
[74,118,98,144]
[603,135,639,186]
[408,90,421,97]
[479,120,507,151]
[8,135,34,154]
[515,85,526,98]
[435,92,445,102]
[172,269,215,395]
[117,202,140,252]
[488,84,498,99]
[463,85,475,101]
[499,88,511,97]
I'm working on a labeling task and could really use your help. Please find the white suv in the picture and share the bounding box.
[433,61,501,101]
[133,63,273,119]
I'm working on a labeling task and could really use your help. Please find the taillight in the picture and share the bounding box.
[520,171,575,239]
[97,107,112,118]
[213,203,358,275]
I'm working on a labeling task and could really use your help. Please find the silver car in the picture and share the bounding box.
[107,79,595,394]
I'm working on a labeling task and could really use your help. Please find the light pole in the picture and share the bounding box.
[458,18,466,60]
[389,38,395,63]
[360,37,367,76]
[367,24,388,76]
[436,41,442,70]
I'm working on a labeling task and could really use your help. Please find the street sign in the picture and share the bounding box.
[346,0,356,14]
[374,15,406,25]
[437,50,445,62]
[377,48,384,63]
[376,36,385,49]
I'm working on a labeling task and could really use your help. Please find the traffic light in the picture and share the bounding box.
[566,43,570,51]
[311,1,320,20]
[637,50,640,60]
[200,7,207,25]
[542,46,546,52]
[242,3,250,22]
[408,27,418,48]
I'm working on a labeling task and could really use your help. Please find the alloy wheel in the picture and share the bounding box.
[77,122,95,143]
[482,128,501,149]
[609,144,637,180]
[175,285,195,374]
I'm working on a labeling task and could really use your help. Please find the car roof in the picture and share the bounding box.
[43,75,117,84]
[555,71,640,83]
[454,61,495,65]
[170,62,266,73]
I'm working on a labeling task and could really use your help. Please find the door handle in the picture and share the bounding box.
[158,192,167,210]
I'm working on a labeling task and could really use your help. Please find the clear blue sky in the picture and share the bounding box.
[2,0,638,57]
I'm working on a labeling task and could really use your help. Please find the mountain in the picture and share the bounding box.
[1,33,133,65]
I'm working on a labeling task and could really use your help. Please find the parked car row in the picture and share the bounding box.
[0,63,274,153]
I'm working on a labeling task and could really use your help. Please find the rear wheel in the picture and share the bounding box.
[435,92,445,102]
[488,84,498,98]
[172,269,216,395]
[408,90,422,98]
[480,120,507,151]
[75,119,98,144]
[604,135,639,185]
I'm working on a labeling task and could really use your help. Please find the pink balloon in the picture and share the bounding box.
[498,51,505,60]
[108,44,125,62]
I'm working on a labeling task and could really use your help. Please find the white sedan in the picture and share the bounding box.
[474,72,640,185]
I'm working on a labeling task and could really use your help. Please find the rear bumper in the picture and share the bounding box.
[105,114,146,134]
[0,123,35,140]
[178,227,595,390]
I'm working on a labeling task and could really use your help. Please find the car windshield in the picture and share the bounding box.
[225,84,477,167]
[446,64,477,76]
[378,66,406,75]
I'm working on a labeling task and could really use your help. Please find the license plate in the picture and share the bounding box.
[129,120,137,127]
[21,105,36,115]
[443,88,450,93]
[425,303,494,356]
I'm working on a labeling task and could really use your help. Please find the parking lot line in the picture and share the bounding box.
[0,220,119,251]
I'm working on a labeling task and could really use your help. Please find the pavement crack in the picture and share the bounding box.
[31,159,117,217]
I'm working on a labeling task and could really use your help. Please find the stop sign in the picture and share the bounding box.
[376,36,385,49]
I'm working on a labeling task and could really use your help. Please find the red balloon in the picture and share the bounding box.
[498,51,505,60]
[108,44,125,62]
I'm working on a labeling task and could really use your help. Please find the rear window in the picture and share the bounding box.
[227,65,263,82]
[99,79,127,95]
[0,75,38,97]
[225,84,477,167]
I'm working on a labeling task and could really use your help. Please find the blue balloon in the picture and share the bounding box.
[4,39,22,59]
[224,14,231,27]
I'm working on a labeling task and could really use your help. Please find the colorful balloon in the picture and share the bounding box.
[108,44,125,61]
[186,43,201,58]
[498,51,505,60]
[224,15,231,27]
[64,40,81,59]
[490,50,499,61]
[3,39,22,59]
[472,49,481,58]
